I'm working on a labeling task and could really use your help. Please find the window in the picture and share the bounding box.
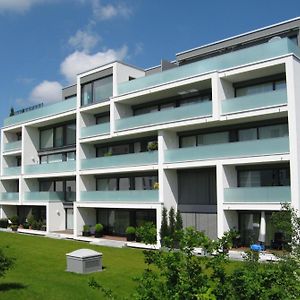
[180,122,288,148]
[96,174,157,191]
[39,179,76,201]
[66,124,76,145]
[96,138,157,157]
[81,75,113,106]
[238,167,290,187]
[40,129,53,149]
[235,77,286,97]
[40,151,76,164]
[54,126,64,147]
[40,122,76,150]
[81,82,92,106]
[96,113,110,124]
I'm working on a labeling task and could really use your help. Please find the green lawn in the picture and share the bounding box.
[0,231,145,300]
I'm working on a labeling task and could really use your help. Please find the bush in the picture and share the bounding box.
[83,225,90,232]
[136,223,157,245]
[95,224,103,233]
[160,207,169,246]
[0,248,14,278]
[125,226,136,235]
[0,218,8,228]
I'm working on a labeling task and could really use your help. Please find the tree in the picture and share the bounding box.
[0,247,14,278]
[168,207,175,240]
[160,207,169,246]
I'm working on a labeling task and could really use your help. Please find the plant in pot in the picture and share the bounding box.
[94,223,103,238]
[125,226,136,241]
[82,225,91,237]
[147,141,158,151]
[27,215,35,230]
[10,215,19,232]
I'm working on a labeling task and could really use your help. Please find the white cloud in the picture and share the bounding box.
[68,30,100,52]
[91,0,132,21]
[60,46,128,83]
[29,81,63,104]
[0,0,47,13]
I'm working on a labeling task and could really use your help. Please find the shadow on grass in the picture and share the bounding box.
[0,282,27,292]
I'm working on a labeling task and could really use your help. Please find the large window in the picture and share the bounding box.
[40,122,76,150]
[96,138,157,157]
[81,75,113,106]
[180,122,288,148]
[133,90,212,116]
[238,166,290,187]
[40,151,75,164]
[235,76,286,97]
[96,174,158,191]
[39,178,76,201]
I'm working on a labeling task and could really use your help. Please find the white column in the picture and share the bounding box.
[286,57,300,212]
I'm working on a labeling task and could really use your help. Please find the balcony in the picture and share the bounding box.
[0,192,19,202]
[80,190,159,203]
[24,192,64,202]
[117,38,300,96]
[224,186,291,203]
[3,141,22,153]
[116,101,212,131]
[164,136,289,164]
[221,89,287,115]
[4,98,76,127]
[81,151,158,170]
[24,161,76,175]
[80,122,110,139]
[2,166,21,176]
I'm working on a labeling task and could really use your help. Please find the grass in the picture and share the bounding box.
[0,231,146,300]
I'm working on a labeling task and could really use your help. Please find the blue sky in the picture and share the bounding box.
[1,0,300,126]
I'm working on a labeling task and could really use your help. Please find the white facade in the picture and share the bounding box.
[1,21,300,245]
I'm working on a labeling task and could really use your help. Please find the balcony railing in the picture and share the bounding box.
[224,186,291,203]
[164,136,289,164]
[80,122,110,139]
[24,192,64,202]
[2,166,21,176]
[80,190,159,203]
[221,89,287,115]
[24,161,76,175]
[116,101,212,131]
[81,151,158,170]
[0,192,19,202]
[24,192,76,202]
[4,98,77,127]
[117,38,300,96]
[3,140,22,152]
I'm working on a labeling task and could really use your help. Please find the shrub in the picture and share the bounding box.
[94,224,103,233]
[160,207,169,246]
[0,248,14,278]
[83,225,90,232]
[0,218,8,228]
[147,141,158,151]
[125,226,136,235]
[136,222,157,245]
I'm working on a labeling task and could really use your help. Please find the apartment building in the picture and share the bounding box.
[1,17,300,246]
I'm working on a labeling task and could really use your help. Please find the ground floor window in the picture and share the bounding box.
[238,212,276,247]
[96,208,156,236]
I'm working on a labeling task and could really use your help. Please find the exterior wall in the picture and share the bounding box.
[47,202,66,232]
[1,22,300,242]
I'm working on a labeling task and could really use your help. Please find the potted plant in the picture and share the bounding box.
[10,215,19,232]
[153,182,159,190]
[125,226,136,241]
[82,225,91,237]
[94,223,103,238]
[27,215,35,230]
[147,141,158,151]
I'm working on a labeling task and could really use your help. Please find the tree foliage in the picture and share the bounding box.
[0,247,14,278]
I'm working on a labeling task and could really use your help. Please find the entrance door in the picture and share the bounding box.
[66,208,74,230]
